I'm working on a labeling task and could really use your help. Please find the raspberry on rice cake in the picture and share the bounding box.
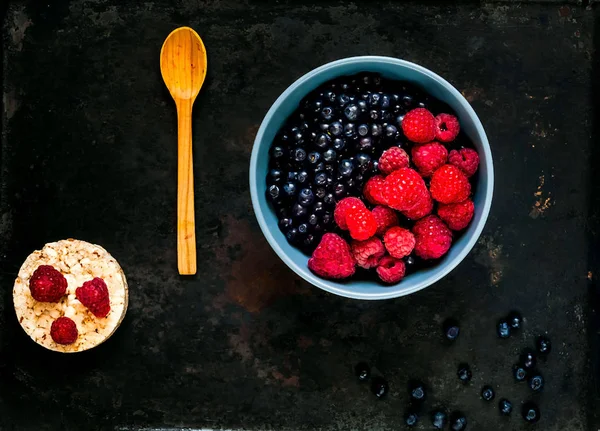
[13,239,128,353]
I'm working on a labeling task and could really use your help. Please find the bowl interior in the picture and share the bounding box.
[250,56,493,300]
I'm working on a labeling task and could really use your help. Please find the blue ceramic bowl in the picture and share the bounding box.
[249,56,493,300]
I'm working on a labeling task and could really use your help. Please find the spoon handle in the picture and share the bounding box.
[176,100,197,275]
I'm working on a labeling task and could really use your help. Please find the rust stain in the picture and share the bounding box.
[216,215,307,313]
[271,371,300,388]
[530,174,553,219]
[297,335,314,350]
[474,235,504,286]
[461,87,484,103]
[227,323,253,362]
[227,124,260,155]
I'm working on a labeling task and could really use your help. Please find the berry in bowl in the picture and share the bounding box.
[249,56,493,300]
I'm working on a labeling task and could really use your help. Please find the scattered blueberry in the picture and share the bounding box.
[497,320,511,339]
[431,410,447,429]
[282,182,297,198]
[371,376,389,399]
[481,385,495,401]
[404,410,419,427]
[507,311,523,330]
[536,336,552,355]
[513,364,528,382]
[338,159,354,177]
[409,380,426,402]
[344,104,358,121]
[298,189,314,206]
[457,363,472,383]
[528,374,544,392]
[267,185,280,201]
[291,203,307,219]
[522,402,540,423]
[443,318,460,341]
[293,147,306,162]
[329,121,343,136]
[520,349,537,369]
[354,362,370,382]
[499,399,513,416]
[323,149,336,162]
[449,412,467,431]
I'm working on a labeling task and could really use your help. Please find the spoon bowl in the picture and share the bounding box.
[160,27,207,275]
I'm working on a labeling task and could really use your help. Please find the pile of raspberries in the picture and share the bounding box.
[29,265,111,344]
[308,108,480,284]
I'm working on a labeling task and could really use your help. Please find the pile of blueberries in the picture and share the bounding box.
[354,311,552,428]
[265,73,452,252]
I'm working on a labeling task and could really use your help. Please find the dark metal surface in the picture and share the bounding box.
[0,1,596,430]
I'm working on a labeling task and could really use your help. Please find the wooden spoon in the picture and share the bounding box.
[160,27,207,275]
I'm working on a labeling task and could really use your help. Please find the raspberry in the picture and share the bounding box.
[351,237,385,269]
[401,108,436,144]
[76,277,111,317]
[334,197,365,230]
[29,265,67,303]
[412,215,453,260]
[448,148,480,177]
[363,175,387,205]
[411,142,448,177]
[402,193,433,220]
[50,317,78,345]
[383,227,416,259]
[438,199,475,231]
[372,205,399,236]
[383,167,429,211]
[435,113,460,143]
[378,147,410,175]
[308,233,356,279]
[376,256,406,284]
[346,206,377,241]
[430,164,471,204]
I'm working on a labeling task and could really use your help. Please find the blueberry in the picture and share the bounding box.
[507,311,523,330]
[313,201,325,214]
[344,123,356,137]
[481,385,495,401]
[308,214,318,226]
[449,412,467,431]
[267,185,280,200]
[536,336,552,355]
[315,187,326,199]
[333,138,345,151]
[457,364,472,383]
[339,159,354,177]
[303,234,316,248]
[282,182,297,197]
[293,130,304,143]
[315,134,330,149]
[380,110,392,122]
[370,376,388,399]
[520,349,536,369]
[297,170,309,184]
[497,320,511,339]
[293,148,306,162]
[357,124,369,137]
[385,124,398,138]
[313,162,325,173]
[513,364,528,382]
[405,256,415,266]
[396,114,405,125]
[322,212,333,225]
[286,228,298,243]
[358,137,372,151]
[357,99,368,111]
[380,94,391,108]
[323,149,336,162]
[314,172,328,186]
[323,193,336,205]
[344,104,358,121]
[409,380,426,402]
[499,399,513,416]
[334,183,346,198]
[528,374,544,392]
[337,94,350,106]
[372,160,379,173]
[402,95,414,107]
[404,411,418,427]
[368,93,381,106]
[323,91,336,103]
[319,123,330,132]
[271,146,286,160]
[279,218,292,230]
[287,171,298,181]
[321,106,334,121]
[355,153,372,172]
[431,410,447,429]
[443,318,460,341]
[354,362,370,381]
[369,109,380,120]
[521,402,540,423]
[371,123,383,137]
[291,203,307,219]
[312,99,323,112]
[298,189,314,206]
[330,122,343,136]
[298,223,309,234]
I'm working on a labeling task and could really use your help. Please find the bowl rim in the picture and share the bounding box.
[249,55,494,300]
